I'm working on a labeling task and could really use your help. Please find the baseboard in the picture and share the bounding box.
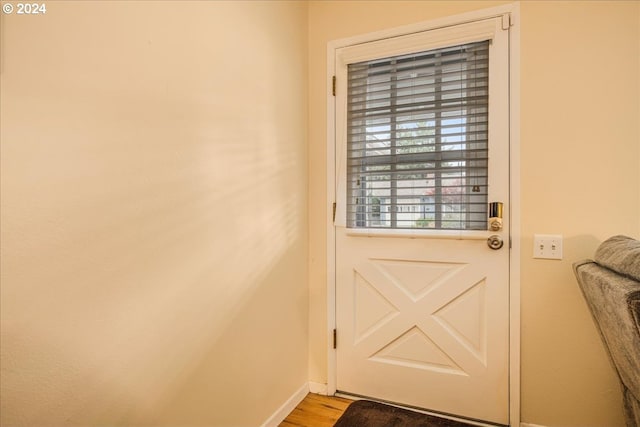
[260,383,309,427]
[521,423,548,427]
[309,381,328,395]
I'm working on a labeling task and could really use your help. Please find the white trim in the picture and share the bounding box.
[326,2,521,426]
[344,229,500,240]
[336,17,499,66]
[326,4,516,51]
[309,381,328,395]
[259,383,308,427]
[508,4,522,427]
[326,39,338,397]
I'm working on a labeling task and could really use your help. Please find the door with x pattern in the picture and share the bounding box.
[334,15,511,425]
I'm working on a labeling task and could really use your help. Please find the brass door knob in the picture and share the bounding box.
[487,235,504,250]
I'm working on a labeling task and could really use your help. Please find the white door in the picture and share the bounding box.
[334,17,510,425]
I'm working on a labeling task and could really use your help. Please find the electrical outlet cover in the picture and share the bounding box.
[533,234,563,260]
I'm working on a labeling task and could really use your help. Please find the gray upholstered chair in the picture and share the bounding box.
[574,235,640,427]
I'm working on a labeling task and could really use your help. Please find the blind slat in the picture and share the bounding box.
[348,51,489,78]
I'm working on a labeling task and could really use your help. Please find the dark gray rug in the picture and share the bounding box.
[333,400,476,427]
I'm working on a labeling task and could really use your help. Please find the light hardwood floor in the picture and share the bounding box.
[279,394,353,427]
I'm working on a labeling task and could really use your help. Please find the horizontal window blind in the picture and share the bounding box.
[346,40,490,230]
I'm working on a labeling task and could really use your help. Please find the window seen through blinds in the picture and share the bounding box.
[347,40,490,230]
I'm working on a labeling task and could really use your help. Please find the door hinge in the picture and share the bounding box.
[333,328,337,349]
[332,202,337,222]
[332,75,336,96]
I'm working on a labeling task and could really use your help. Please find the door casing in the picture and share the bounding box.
[325,3,521,425]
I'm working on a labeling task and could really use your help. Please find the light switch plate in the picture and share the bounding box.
[533,234,563,260]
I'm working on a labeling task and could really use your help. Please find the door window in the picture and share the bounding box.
[347,41,489,230]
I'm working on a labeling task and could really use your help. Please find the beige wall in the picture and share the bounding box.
[0,2,308,426]
[520,2,639,425]
[308,1,639,427]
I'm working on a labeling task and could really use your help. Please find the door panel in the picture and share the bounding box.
[336,235,509,423]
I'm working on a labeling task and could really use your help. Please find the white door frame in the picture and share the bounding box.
[325,3,521,426]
